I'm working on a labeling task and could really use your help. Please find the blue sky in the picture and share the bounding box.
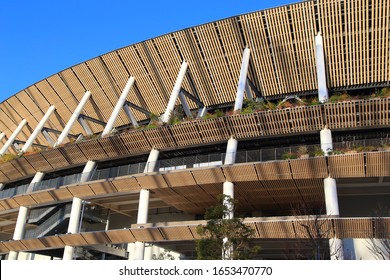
[0,0,294,103]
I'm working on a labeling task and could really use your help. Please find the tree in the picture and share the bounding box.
[366,206,390,260]
[195,195,260,260]
[286,203,342,260]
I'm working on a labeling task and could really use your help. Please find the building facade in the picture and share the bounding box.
[0,0,389,260]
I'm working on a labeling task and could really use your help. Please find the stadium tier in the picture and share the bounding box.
[0,0,389,260]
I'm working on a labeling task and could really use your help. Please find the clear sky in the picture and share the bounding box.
[0,0,295,103]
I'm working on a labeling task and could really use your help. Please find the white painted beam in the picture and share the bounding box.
[102,77,135,137]
[234,48,251,112]
[54,91,91,148]
[161,61,188,124]
[315,33,329,103]
[0,119,27,156]
[20,106,55,155]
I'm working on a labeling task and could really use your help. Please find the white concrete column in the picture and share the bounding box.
[63,197,83,260]
[133,148,160,260]
[0,183,4,191]
[8,206,29,260]
[323,177,344,260]
[102,77,135,137]
[234,47,251,112]
[54,91,91,148]
[224,137,238,165]
[26,172,45,193]
[161,61,188,124]
[320,126,333,156]
[20,106,55,154]
[144,148,159,173]
[79,160,97,183]
[324,177,339,216]
[0,119,27,156]
[315,33,329,103]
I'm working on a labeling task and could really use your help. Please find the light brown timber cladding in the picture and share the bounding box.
[256,109,290,135]
[81,231,111,244]
[334,218,372,239]
[0,162,22,180]
[59,234,88,246]
[255,161,292,180]
[12,195,36,207]
[162,171,197,187]
[105,229,136,243]
[24,152,53,172]
[289,105,323,132]
[366,151,390,177]
[98,136,129,158]
[256,220,296,238]
[289,157,328,179]
[159,226,194,240]
[20,239,47,251]
[294,178,324,203]
[119,130,151,154]
[41,149,70,170]
[29,191,55,205]
[261,180,302,205]
[11,157,36,176]
[226,114,261,139]
[327,153,365,178]
[76,140,108,160]
[110,177,141,192]
[196,118,229,142]
[191,168,225,185]
[169,122,203,146]
[135,174,168,189]
[373,218,390,239]
[59,144,88,165]
[142,127,176,149]
[223,164,258,182]
[358,98,389,127]
[324,101,357,129]
[0,171,9,182]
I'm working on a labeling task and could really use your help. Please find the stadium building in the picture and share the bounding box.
[0,0,389,260]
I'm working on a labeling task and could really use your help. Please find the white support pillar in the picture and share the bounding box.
[224,137,238,165]
[324,178,340,216]
[63,197,83,260]
[320,126,333,156]
[178,91,192,118]
[324,177,344,260]
[0,132,5,142]
[133,148,160,260]
[222,137,238,260]
[102,77,135,137]
[20,106,55,155]
[54,91,91,148]
[0,183,4,191]
[123,104,139,128]
[161,61,188,124]
[8,206,29,260]
[234,47,251,112]
[315,33,329,103]
[0,119,27,156]
[80,160,97,183]
[26,172,45,193]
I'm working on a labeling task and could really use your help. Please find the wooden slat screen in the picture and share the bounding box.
[226,114,261,139]
[41,149,71,170]
[169,122,203,146]
[327,154,365,178]
[76,140,107,160]
[366,151,390,177]
[196,118,229,142]
[255,161,292,180]
[119,130,151,154]
[289,157,328,179]
[142,127,176,149]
